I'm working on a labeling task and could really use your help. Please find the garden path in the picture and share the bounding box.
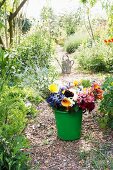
[25,46,113,170]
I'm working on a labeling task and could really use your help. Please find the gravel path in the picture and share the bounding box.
[25,46,113,170]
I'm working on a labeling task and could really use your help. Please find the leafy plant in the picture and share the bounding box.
[0,86,39,137]
[81,79,91,88]
[59,11,81,36]
[19,65,58,98]
[0,86,41,169]
[0,48,18,91]
[21,18,32,34]
[77,41,111,72]
[99,76,113,129]
[0,135,30,170]
[15,28,54,70]
[64,31,89,54]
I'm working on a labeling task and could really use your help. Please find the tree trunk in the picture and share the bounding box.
[8,0,28,45]
[0,36,5,50]
[8,17,13,45]
[87,14,95,41]
[5,4,8,48]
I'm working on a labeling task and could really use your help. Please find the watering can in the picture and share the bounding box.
[55,54,74,74]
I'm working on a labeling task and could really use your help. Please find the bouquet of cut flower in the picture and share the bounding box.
[47,80,103,113]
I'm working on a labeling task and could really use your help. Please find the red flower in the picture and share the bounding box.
[108,39,112,43]
[92,83,100,90]
[104,40,107,43]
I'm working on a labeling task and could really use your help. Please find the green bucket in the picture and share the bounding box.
[54,109,82,141]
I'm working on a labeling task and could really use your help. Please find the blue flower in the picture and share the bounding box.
[47,92,65,108]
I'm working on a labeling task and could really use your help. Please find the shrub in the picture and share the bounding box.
[0,86,39,138]
[0,135,29,170]
[59,11,81,36]
[0,86,41,168]
[64,32,89,54]
[15,28,55,70]
[99,76,113,129]
[0,48,19,90]
[81,79,91,88]
[89,55,107,72]
[77,42,110,72]
[19,65,58,98]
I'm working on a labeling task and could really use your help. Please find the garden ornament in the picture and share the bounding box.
[55,54,74,74]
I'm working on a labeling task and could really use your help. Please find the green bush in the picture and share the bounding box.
[0,86,41,169]
[19,65,58,98]
[0,48,19,90]
[64,32,89,54]
[81,79,91,88]
[77,42,110,72]
[89,55,107,72]
[0,135,29,170]
[15,28,54,70]
[59,11,81,36]
[99,76,113,129]
[0,86,39,137]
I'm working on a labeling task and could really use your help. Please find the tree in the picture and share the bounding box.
[8,0,28,44]
[80,0,97,41]
[0,0,28,48]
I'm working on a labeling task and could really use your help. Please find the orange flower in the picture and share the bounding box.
[111,38,113,42]
[97,94,103,100]
[93,83,100,90]
[96,88,103,93]
[61,98,72,107]
[95,88,103,100]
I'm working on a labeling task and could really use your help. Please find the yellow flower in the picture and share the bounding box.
[61,98,72,107]
[73,80,79,86]
[83,88,87,94]
[111,82,113,86]
[49,84,59,93]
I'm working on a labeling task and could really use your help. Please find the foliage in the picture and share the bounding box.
[40,6,60,41]
[0,0,28,47]
[0,135,29,170]
[77,41,113,72]
[19,65,58,98]
[0,48,18,91]
[64,31,89,53]
[21,18,32,34]
[0,86,39,137]
[59,10,81,36]
[15,28,54,70]
[81,79,91,88]
[47,81,103,112]
[99,76,113,129]
[0,86,41,169]
[80,0,97,7]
